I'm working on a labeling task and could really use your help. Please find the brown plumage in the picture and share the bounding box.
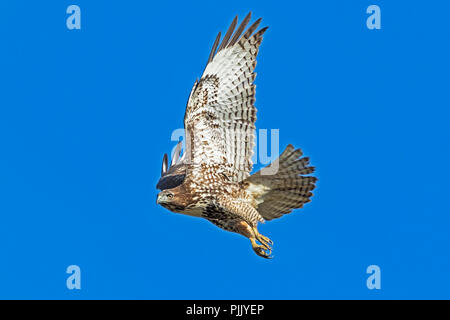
[156,13,317,258]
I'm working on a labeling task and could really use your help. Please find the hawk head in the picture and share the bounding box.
[156,189,187,213]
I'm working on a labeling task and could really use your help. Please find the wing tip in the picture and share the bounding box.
[161,153,168,176]
[207,31,222,64]
[206,13,267,66]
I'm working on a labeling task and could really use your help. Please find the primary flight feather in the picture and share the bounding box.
[156,13,317,258]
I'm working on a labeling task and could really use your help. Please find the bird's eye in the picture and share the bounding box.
[167,193,174,199]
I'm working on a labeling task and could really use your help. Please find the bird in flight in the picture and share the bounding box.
[156,13,317,258]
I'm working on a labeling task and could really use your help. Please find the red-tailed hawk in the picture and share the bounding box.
[156,13,317,258]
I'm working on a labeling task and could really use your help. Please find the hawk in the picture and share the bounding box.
[156,13,317,258]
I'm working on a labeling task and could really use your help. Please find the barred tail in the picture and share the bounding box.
[243,144,317,221]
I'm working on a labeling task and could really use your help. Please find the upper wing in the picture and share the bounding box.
[184,12,268,182]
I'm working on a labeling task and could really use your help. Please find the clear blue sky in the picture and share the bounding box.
[0,0,449,299]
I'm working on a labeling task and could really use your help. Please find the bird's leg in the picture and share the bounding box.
[235,221,273,259]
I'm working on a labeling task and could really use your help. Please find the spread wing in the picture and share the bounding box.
[184,12,268,182]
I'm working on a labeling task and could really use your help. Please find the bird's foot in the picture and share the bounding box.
[252,227,273,248]
[250,228,273,259]
[250,238,272,259]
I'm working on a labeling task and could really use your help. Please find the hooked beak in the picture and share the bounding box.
[156,193,167,205]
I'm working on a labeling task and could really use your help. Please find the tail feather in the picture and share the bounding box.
[243,144,317,221]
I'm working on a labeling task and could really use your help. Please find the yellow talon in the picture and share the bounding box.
[250,238,272,259]
[249,227,273,259]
